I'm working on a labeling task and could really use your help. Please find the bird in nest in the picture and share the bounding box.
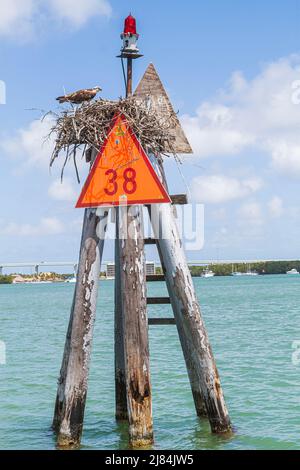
[56,86,102,104]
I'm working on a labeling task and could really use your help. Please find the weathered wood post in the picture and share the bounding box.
[115,16,154,446]
[114,55,134,426]
[147,162,206,418]
[114,209,127,421]
[148,158,232,434]
[53,148,109,447]
[118,204,153,446]
[133,62,232,431]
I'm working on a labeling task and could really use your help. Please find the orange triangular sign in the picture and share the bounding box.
[76,114,171,208]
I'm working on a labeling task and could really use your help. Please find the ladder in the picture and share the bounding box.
[146,194,187,326]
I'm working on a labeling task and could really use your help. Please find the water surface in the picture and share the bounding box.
[1,275,300,449]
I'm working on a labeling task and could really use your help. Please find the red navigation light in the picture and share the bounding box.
[124,14,137,35]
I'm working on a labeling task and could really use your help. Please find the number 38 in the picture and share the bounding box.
[104,168,137,196]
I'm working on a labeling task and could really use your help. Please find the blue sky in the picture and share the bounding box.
[1,0,300,271]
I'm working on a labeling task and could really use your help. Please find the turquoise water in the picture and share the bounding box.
[1,275,300,450]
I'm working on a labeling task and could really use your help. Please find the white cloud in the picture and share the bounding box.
[49,0,111,27]
[0,217,65,236]
[0,0,36,40]
[191,174,263,204]
[1,115,88,186]
[0,0,111,40]
[48,177,77,202]
[182,55,300,177]
[1,116,54,169]
[268,140,300,177]
[182,104,253,158]
[268,196,283,218]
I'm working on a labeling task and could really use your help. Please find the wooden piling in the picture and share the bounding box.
[113,53,153,446]
[118,204,154,447]
[53,207,109,447]
[114,209,128,421]
[148,159,232,432]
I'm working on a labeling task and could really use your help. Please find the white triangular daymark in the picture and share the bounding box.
[134,63,193,154]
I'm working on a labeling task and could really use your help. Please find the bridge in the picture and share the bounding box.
[0,262,78,276]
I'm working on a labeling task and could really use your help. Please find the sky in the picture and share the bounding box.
[1,0,300,271]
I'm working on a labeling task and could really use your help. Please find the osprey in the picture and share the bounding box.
[56,86,102,104]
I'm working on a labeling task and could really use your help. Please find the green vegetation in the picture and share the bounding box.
[0,275,13,284]
[189,261,300,277]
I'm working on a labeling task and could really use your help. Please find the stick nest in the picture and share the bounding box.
[48,98,178,180]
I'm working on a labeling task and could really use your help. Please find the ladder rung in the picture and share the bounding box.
[145,194,187,207]
[170,194,188,205]
[148,318,176,325]
[147,297,171,305]
[146,274,165,282]
[144,238,156,245]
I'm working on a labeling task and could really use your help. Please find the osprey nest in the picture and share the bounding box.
[49,98,178,181]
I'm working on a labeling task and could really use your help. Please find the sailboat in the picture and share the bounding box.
[244,270,258,276]
[231,264,243,276]
[232,264,258,276]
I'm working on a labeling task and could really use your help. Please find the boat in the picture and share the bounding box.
[232,264,258,276]
[232,271,258,276]
[29,281,53,284]
[286,269,300,275]
[65,277,76,283]
[201,268,215,278]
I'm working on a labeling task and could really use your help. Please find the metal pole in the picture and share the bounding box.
[126,58,133,97]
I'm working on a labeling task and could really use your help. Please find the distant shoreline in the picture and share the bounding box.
[1,260,300,284]
[188,260,300,277]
